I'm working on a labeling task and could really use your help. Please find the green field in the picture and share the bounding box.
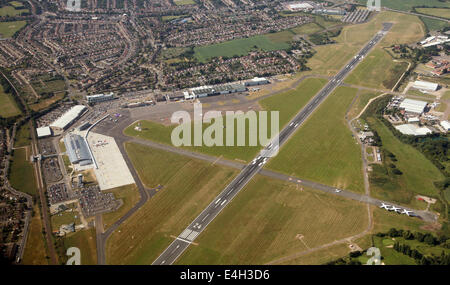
[308,11,424,77]
[63,228,97,265]
[124,77,327,162]
[356,0,450,12]
[0,85,21,118]
[290,22,323,35]
[51,204,81,230]
[0,5,28,16]
[347,90,381,120]
[420,16,450,32]
[345,48,408,90]
[102,184,140,229]
[22,206,49,265]
[176,175,368,264]
[9,1,24,8]
[266,86,365,193]
[365,118,444,204]
[194,33,292,62]
[174,0,195,5]
[416,8,450,19]
[0,20,26,38]
[106,143,239,264]
[9,147,37,196]
[14,122,31,147]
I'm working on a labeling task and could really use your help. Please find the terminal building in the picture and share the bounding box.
[50,105,87,134]
[86,92,115,104]
[188,83,247,98]
[64,133,93,166]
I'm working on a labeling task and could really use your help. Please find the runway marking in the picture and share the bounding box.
[186,230,200,241]
[201,213,210,222]
[179,229,192,239]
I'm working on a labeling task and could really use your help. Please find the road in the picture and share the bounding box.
[152,23,394,265]
[384,7,450,23]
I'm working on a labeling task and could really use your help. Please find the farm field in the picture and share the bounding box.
[22,206,49,265]
[344,48,408,90]
[102,184,140,229]
[416,8,450,19]
[9,147,37,196]
[0,20,26,38]
[266,86,365,193]
[63,228,97,265]
[364,116,444,205]
[105,143,239,264]
[124,77,327,162]
[176,175,368,265]
[0,85,21,118]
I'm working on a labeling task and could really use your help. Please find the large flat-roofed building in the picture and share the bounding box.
[64,133,92,166]
[36,126,52,138]
[245,77,270,86]
[399,98,428,114]
[87,92,115,104]
[412,80,439,92]
[288,2,314,11]
[50,105,87,134]
[395,124,432,136]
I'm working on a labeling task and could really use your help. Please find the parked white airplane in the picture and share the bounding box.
[401,209,414,216]
[390,206,402,212]
[379,203,392,210]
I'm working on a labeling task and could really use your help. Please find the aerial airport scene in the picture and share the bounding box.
[0,0,449,271]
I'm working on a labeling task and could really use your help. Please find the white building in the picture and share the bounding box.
[440,120,450,131]
[50,105,87,133]
[412,80,439,92]
[87,92,115,104]
[288,2,314,11]
[395,124,432,136]
[36,126,52,138]
[245,77,270,86]
[399,98,428,114]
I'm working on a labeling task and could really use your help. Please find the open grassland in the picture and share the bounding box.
[51,204,81,230]
[14,122,31,147]
[356,0,450,12]
[124,77,327,162]
[344,48,408,90]
[308,11,424,77]
[22,206,49,265]
[0,85,21,117]
[416,8,450,19]
[174,0,195,5]
[347,90,381,119]
[372,207,427,234]
[290,22,323,35]
[365,117,444,205]
[102,184,140,229]
[176,175,368,265]
[0,20,26,38]
[0,5,28,16]
[29,91,65,111]
[106,143,239,264]
[420,17,450,32]
[9,147,37,196]
[194,33,292,62]
[63,228,97,265]
[266,86,365,193]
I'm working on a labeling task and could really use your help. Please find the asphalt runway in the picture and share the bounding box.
[152,23,395,265]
